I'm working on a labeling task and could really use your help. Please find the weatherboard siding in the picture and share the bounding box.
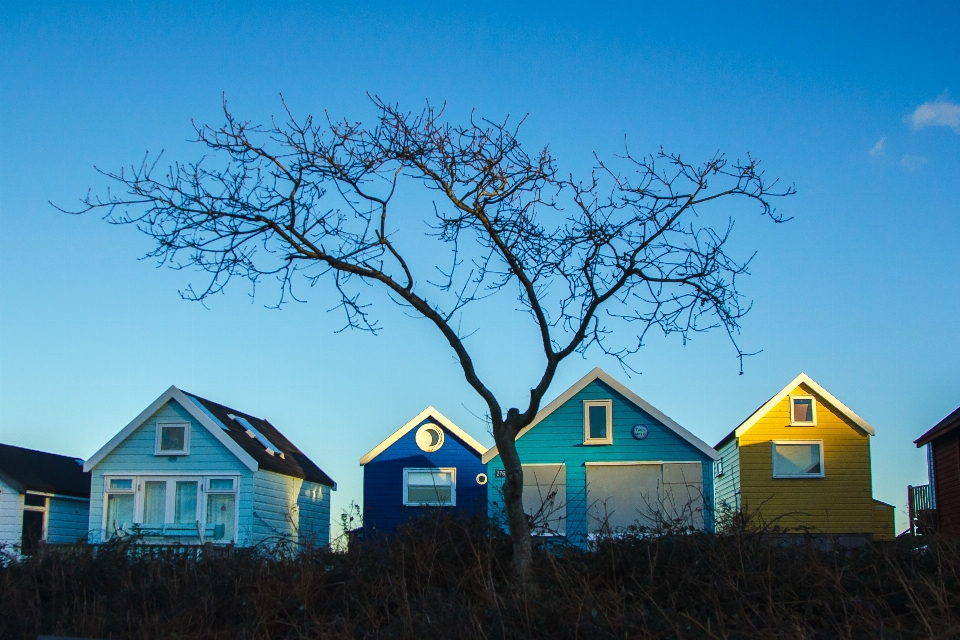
[252,469,301,543]
[487,379,715,544]
[0,478,21,547]
[932,431,960,535]
[714,439,741,515]
[737,383,892,539]
[363,421,487,534]
[296,481,331,547]
[46,497,90,544]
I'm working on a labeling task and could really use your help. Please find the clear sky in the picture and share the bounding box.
[1,1,958,534]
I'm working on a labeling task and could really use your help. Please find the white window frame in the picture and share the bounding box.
[402,467,456,507]
[100,474,240,543]
[714,458,724,477]
[788,395,817,426]
[772,440,825,478]
[583,399,614,445]
[155,421,190,456]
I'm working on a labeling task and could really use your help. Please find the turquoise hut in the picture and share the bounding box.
[483,369,717,544]
[84,386,335,547]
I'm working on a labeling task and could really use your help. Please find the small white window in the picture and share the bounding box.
[773,441,824,478]
[155,422,190,455]
[714,459,724,477]
[403,468,456,506]
[789,396,816,426]
[583,400,613,445]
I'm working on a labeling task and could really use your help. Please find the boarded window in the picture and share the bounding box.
[662,463,704,530]
[587,463,703,533]
[522,464,566,535]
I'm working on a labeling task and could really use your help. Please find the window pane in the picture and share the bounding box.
[24,494,47,507]
[109,478,133,490]
[106,493,134,536]
[160,425,186,451]
[523,465,567,535]
[143,481,167,524]
[407,485,452,504]
[589,405,608,439]
[793,399,814,422]
[209,478,234,491]
[206,493,236,541]
[775,444,822,476]
[174,481,198,524]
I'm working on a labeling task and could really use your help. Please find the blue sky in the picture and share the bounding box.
[1,1,958,534]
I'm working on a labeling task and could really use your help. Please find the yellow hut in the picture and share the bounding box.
[714,373,894,541]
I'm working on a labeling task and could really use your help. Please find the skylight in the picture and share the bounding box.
[228,413,284,458]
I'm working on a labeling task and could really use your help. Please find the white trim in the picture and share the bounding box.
[155,421,190,456]
[359,406,487,465]
[84,386,259,472]
[101,473,241,543]
[732,373,874,441]
[482,368,718,463]
[771,440,825,479]
[402,467,457,507]
[788,395,817,426]
[583,399,613,445]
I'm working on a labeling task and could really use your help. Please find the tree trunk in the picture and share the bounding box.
[495,411,536,591]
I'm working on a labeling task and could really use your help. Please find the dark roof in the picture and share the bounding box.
[915,405,960,447]
[0,443,91,498]
[184,392,335,487]
[714,396,772,450]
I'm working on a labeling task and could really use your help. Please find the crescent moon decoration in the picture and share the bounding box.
[415,423,445,452]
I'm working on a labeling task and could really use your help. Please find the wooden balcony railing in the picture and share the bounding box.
[907,484,937,536]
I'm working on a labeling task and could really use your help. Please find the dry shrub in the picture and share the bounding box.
[1,516,958,639]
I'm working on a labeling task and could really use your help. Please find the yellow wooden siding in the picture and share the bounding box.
[738,383,892,539]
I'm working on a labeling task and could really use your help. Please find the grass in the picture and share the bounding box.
[1,516,958,639]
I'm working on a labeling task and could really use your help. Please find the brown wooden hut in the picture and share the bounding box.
[913,406,960,537]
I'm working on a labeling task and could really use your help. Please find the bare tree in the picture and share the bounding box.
[66,96,793,587]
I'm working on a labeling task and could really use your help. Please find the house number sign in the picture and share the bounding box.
[495,469,506,478]
[632,424,649,440]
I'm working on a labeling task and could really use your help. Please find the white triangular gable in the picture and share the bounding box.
[481,368,718,464]
[733,372,875,439]
[84,385,259,472]
[359,406,487,465]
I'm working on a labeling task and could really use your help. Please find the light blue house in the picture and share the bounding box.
[483,369,718,544]
[0,443,91,554]
[359,406,488,536]
[84,386,335,547]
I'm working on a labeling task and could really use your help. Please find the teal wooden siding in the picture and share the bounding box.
[487,379,715,544]
[88,398,253,543]
[297,480,331,547]
[714,439,741,517]
[46,497,90,544]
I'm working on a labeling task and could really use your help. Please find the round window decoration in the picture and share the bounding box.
[632,424,649,440]
[415,424,445,452]
[476,473,488,485]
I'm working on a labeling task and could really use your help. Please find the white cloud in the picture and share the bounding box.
[901,154,928,171]
[910,93,960,133]
[869,137,886,157]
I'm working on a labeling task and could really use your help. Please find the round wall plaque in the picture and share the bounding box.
[476,473,488,485]
[415,423,445,452]
[632,424,649,440]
